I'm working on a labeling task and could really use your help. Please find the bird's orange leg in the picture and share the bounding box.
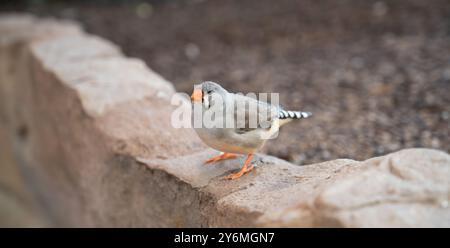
[205,152,239,164]
[223,154,254,180]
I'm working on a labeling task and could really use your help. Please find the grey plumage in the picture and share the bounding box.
[192,81,312,154]
[191,81,313,179]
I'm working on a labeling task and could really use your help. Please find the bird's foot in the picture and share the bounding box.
[205,152,239,164]
[223,164,254,180]
[222,153,254,180]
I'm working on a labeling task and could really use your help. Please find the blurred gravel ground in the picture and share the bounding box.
[2,0,449,164]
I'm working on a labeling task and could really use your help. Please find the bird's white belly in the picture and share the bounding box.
[194,127,262,154]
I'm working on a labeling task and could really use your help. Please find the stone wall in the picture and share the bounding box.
[0,14,449,227]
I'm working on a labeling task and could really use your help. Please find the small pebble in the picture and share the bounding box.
[136,2,153,19]
[185,43,200,60]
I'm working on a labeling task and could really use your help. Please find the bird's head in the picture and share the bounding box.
[191,81,228,109]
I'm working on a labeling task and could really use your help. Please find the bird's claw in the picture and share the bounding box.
[205,152,238,164]
[223,165,254,180]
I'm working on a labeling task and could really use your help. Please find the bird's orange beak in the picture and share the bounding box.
[191,88,202,102]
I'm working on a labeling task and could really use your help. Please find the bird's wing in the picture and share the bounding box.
[231,94,278,133]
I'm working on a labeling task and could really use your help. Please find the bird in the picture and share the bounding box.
[191,81,312,180]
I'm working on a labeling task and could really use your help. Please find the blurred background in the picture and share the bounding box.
[1,0,449,165]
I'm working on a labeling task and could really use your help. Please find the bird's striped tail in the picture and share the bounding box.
[278,110,312,120]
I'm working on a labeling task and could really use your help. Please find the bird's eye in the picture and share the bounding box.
[203,93,210,108]
[203,96,209,108]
